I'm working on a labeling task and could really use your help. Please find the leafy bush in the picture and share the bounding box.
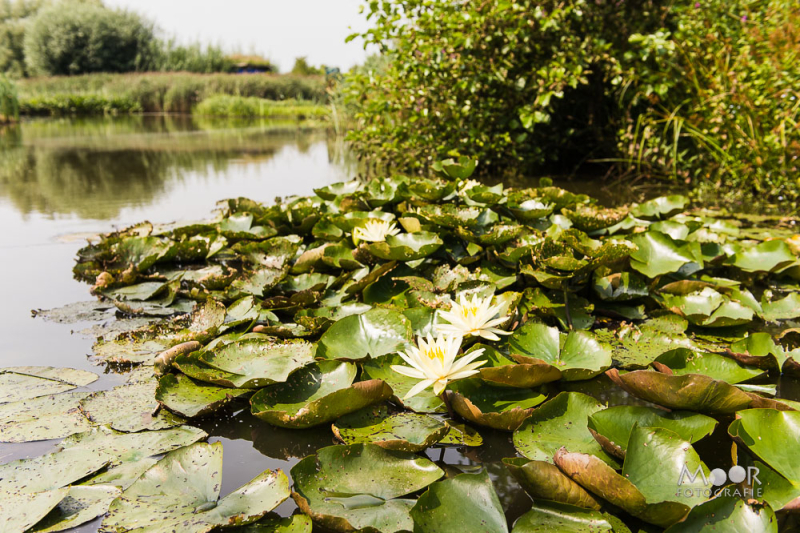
[23,2,155,76]
[18,92,141,115]
[194,95,329,119]
[345,0,800,201]
[0,73,19,121]
[146,39,235,74]
[291,57,324,76]
[0,0,44,78]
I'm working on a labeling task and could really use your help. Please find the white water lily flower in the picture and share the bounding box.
[353,219,401,243]
[391,335,486,399]
[436,293,511,341]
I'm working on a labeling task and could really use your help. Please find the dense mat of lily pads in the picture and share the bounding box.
[4,160,800,532]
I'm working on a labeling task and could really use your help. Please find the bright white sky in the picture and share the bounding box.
[104,0,371,72]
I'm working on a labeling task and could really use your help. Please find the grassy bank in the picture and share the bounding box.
[16,72,327,115]
[194,95,329,119]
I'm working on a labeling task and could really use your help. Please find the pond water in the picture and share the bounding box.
[0,116,751,531]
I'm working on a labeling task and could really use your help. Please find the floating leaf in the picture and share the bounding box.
[317,308,412,361]
[291,444,443,533]
[503,458,602,510]
[333,405,449,452]
[156,374,253,418]
[0,448,110,494]
[198,339,316,388]
[80,381,185,432]
[513,392,616,466]
[729,409,800,483]
[251,361,392,428]
[0,488,69,533]
[511,501,615,533]
[30,485,120,533]
[450,378,546,431]
[0,367,97,404]
[0,392,92,443]
[663,496,777,533]
[367,232,444,261]
[103,442,290,532]
[410,471,509,533]
[629,231,702,278]
[728,240,797,273]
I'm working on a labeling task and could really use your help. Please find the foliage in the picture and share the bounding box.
[345,0,800,201]
[0,0,45,78]
[0,72,18,120]
[19,91,140,115]
[23,1,155,76]
[145,38,235,74]
[194,95,329,120]
[291,56,324,76]
[15,71,326,114]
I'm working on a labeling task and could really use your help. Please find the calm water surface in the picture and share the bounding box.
[0,116,678,531]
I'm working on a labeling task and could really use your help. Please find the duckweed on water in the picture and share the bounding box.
[3,162,800,531]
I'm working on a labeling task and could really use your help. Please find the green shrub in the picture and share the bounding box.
[18,92,141,115]
[194,94,329,119]
[0,0,45,78]
[23,2,155,76]
[147,39,235,74]
[0,73,19,121]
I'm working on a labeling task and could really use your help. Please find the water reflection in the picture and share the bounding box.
[0,116,353,220]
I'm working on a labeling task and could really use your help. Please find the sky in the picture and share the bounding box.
[104,0,371,72]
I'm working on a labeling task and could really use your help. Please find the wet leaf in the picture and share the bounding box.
[30,485,120,533]
[0,367,97,404]
[156,374,253,418]
[450,378,546,431]
[629,231,702,278]
[317,308,412,361]
[663,495,776,533]
[80,381,185,432]
[729,409,800,484]
[103,442,290,532]
[333,404,449,452]
[198,339,316,388]
[511,501,614,532]
[250,361,392,428]
[0,392,92,443]
[367,232,444,261]
[410,471,508,533]
[0,448,110,494]
[503,458,602,510]
[0,488,69,533]
[291,443,443,532]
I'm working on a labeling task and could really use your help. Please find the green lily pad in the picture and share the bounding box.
[728,240,797,273]
[333,405,449,452]
[631,195,688,219]
[594,315,696,369]
[562,205,628,232]
[29,485,120,533]
[728,332,787,370]
[587,406,717,459]
[0,488,69,533]
[663,495,777,533]
[659,287,754,328]
[0,447,111,494]
[729,409,800,483]
[592,272,649,302]
[449,378,547,431]
[198,339,316,388]
[291,443,443,533]
[629,231,702,278]
[59,425,208,465]
[235,514,313,532]
[554,426,708,527]
[315,180,363,200]
[508,323,612,381]
[503,458,602,510]
[103,442,290,533]
[511,501,615,533]
[317,308,412,361]
[156,374,253,418]
[0,367,97,404]
[411,471,508,533]
[513,392,616,466]
[250,361,393,428]
[608,368,788,415]
[0,392,92,443]
[478,344,563,388]
[655,349,764,384]
[439,421,483,446]
[761,292,800,321]
[80,381,185,432]
[361,354,445,413]
[367,232,443,261]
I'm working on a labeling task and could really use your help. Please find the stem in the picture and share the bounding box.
[440,390,456,419]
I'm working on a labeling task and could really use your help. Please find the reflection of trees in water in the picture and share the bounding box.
[0,117,336,220]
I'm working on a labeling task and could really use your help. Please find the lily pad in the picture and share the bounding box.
[503,458,602,510]
[317,308,412,361]
[655,349,764,384]
[449,378,547,431]
[0,367,97,404]
[728,239,797,273]
[629,231,702,278]
[663,495,777,533]
[198,339,316,388]
[80,381,185,432]
[587,406,717,459]
[729,409,800,483]
[333,405,449,452]
[103,442,290,532]
[235,514,313,532]
[513,392,616,466]
[594,315,696,369]
[508,323,612,381]
[410,471,509,533]
[156,374,253,417]
[0,447,111,494]
[250,361,392,428]
[367,232,443,261]
[30,485,120,533]
[0,488,69,533]
[511,501,615,533]
[478,344,562,389]
[0,392,92,443]
[291,443,443,533]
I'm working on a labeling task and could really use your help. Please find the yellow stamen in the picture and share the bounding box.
[424,347,446,362]
[461,305,478,318]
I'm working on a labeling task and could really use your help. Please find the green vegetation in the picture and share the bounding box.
[0,0,44,77]
[195,95,329,119]
[291,56,325,76]
[0,73,18,121]
[8,165,799,530]
[14,72,326,114]
[23,1,154,76]
[345,0,800,202]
